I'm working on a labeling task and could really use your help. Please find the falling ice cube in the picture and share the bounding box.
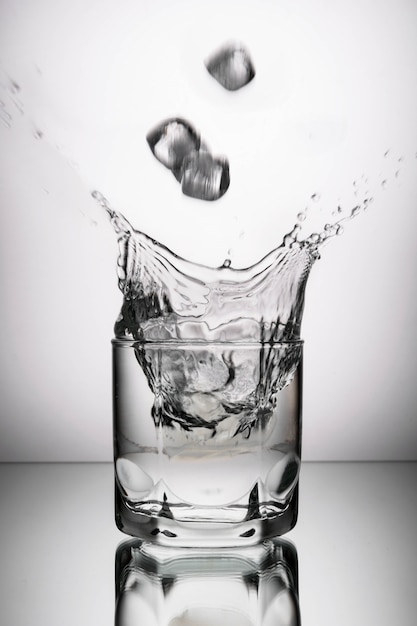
[147,118,231,200]
[205,42,255,91]
[146,118,201,179]
[181,150,230,201]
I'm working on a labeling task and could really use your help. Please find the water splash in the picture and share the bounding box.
[92,170,378,344]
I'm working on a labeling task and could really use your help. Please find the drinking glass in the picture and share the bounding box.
[113,338,302,545]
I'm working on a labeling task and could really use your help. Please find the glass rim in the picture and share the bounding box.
[111,338,304,347]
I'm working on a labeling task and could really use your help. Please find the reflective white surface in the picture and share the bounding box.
[0,462,415,625]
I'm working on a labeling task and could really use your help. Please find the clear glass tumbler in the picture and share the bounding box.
[113,338,302,546]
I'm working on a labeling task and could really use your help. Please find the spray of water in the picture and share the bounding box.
[91,167,377,344]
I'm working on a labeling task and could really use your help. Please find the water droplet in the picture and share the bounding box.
[337,205,343,214]
[311,193,320,202]
[336,224,344,236]
[91,190,109,209]
[297,212,306,222]
[381,179,387,189]
[9,80,20,95]
[395,170,400,178]
[351,206,361,217]
[222,258,231,268]
[67,158,79,169]
[384,149,390,158]
[33,128,43,140]
[0,108,11,128]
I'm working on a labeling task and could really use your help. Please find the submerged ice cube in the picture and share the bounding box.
[181,150,230,201]
[134,343,301,443]
[205,42,255,91]
[146,118,201,179]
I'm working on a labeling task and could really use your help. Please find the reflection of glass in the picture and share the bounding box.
[114,340,302,545]
[115,538,301,626]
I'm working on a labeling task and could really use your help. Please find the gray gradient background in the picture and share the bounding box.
[1,0,417,461]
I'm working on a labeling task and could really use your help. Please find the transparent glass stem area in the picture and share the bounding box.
[113,340,302,545]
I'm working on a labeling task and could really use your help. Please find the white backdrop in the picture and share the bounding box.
[1,0,416,461]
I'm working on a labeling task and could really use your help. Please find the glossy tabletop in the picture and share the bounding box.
[0,462,415,625]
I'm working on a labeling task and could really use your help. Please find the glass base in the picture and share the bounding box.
[115,483,298,547]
